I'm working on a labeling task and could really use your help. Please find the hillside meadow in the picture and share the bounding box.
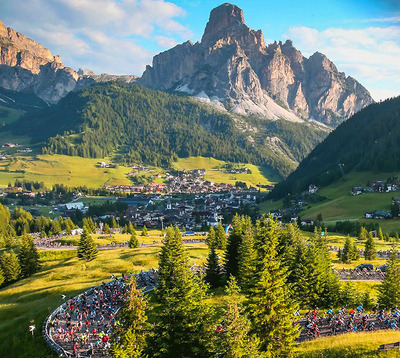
[0,154,274,189]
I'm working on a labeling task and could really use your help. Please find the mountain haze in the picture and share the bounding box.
[140,3,373,126]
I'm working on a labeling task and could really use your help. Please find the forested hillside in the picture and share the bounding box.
[270,96,400,198]
[7,83,326,177]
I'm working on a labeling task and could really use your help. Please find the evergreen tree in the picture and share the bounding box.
[225,214,244,278]
[341,236,352,263]
[378,227,384,241]
[215,222,227,250]
[358,227,369,241]
[205,242,221,288]
[77,228,98,261]
[213,277,260,357]
[141,226,148,237]
[0,250,21,283]
[364,233,377,260]
[206,226,216,248]
[350,239,360,261]
[0,266,4,286]
[127,221,135,235]
[83,217,96,233]
[152,226,214,357]
[104,223,111,234]
[113,278,150,358]
[18,234,41,277]
[111,217,118,228]
[286,236,314,308]
[378,247,400,308]
[246,216,299,356]
[237,224,256,292]
[129,228,139,249]
[304,228,341,307]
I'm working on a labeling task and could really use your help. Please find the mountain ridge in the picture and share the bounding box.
[140,3,373,126]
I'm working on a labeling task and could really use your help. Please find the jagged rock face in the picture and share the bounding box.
[0,19,93,104]
[140,3,373,125]
[0,20,137,105]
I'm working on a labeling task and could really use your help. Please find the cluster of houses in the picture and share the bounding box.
[225,167,251,174]
[104,169,253,195]
[16,147,32,153]
[117,190,260,229]
[351,179,400,196]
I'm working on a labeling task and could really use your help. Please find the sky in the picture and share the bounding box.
[1,0,399,100]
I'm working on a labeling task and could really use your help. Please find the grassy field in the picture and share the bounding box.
[173,156,277,188]
[261,170,400,233]
[0,154,136,188]
[0,154,277,190]
[0,232,397,358]
[0,243,210,358]
[296,331,400,357]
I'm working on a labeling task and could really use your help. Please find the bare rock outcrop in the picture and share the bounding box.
[140,3,373,125]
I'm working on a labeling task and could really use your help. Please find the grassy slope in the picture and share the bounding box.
[173,156,277,188]
[263,171,400,232]
[296,331,400,357]
[0,231,398,357]
[0,155,275,189]
[0,243,210,358]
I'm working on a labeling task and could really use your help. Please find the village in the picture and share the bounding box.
[0,167,264,231]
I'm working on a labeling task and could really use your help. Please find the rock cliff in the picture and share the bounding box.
[0,20,136,104]
[140,3,373,125]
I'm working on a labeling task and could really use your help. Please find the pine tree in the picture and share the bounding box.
[364,232,377,260]
[141,225,148,237]
[246,216,299,356]
[18,234,41,277]
[215,222,227,250]
[378,247,400,308]
[213,277,260,357]
[127,221,135,235]
[0,267,4,286]
[378,227,384,241]
[111,217,118,228]
[341,236,352,263]
[129,228,139,249]
[77,228,98,261]
[206,226,216,248]
[0,250,21,283]
[152,226,214,357]
[286,236,313,308]
[112,278,150,358]
[358,227,369,241]
[205,243,221,288]
[350,239,360,260]
[104,223,111,234]
[225,214,244,278]
[304,228,341,307]
[237,224,256,292]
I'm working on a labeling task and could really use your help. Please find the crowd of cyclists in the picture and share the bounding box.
[335,267,386,280]
[297,305,400,341]
[46,271,158,357]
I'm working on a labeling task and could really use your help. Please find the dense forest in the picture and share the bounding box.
[270,96,400,198]
[7,82,326,178]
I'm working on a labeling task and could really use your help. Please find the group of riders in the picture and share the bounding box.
[298,305,400,340]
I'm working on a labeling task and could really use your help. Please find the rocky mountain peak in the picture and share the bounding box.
[202,3,245,43]
[140,3,373,126]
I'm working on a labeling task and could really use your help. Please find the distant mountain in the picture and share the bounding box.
[140,3,373,126]
[0,20,136,104]
[270,96,400,198]
[7,82,327,177]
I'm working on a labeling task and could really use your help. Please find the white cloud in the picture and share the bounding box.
[1,0,191,75]
[283,25,400,100]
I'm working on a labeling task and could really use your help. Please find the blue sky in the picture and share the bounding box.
[2,0,399,100]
